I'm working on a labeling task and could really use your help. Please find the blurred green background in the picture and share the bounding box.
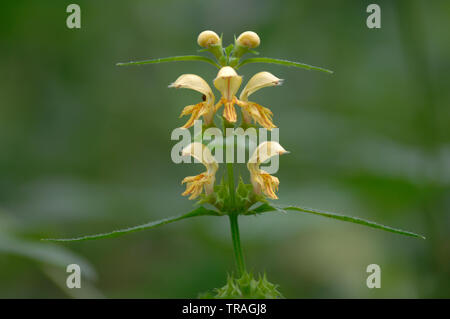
[0,0,449,298]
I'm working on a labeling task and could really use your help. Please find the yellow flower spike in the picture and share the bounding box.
[237,72,283,130]
[197,30,221,48]
[213,66,242,123]
[181,142,218,199]
[236,31,260,49]
[169,74,216,128]
[247,141,288,199]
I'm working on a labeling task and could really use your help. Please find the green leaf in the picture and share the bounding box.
[280,205,425,239]
[225,44,234,57]
[236,57,334,74]
[116,55,220,68]
[246,203,281,215]
[0,233,97,280]
[42,206,220,243]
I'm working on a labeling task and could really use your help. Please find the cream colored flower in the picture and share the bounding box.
[237,72,283,130]
[213,66,242,123]
[247,141,287,199]
[197,30,221,48]
[169,74,216,128]
[181,143,218,199]
[236,31,260,48]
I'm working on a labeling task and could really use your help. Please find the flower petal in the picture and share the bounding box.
[182,142,218,173]
[179,102,208,129]
[169,74,214,103]
[182,172,212,199]
[181,143,218,199]
[239,72,283,101]
[258,170,280,199]
[223,100,238,123]
[214,67,242,101]
[238,101,276,130]
[248,141,287,165]
[247,142,287,199]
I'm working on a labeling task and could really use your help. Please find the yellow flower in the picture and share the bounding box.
[181,143,218,199]
[169,74,216,128]
[171,68,281,130]
[236,31,260,48]
[237,72,283,130]
[213,66,242,123]
[247,141,287,199]
[197,30,221,48]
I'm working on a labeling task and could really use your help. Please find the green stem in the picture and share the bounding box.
[227,163,236,206]
[229,213,246,276]
[223,118,246,276]
[226,162,246,275]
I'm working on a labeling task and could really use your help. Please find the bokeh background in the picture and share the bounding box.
[0,0,449,298]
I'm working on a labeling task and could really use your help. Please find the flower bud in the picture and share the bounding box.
[197,30,221,48]
[236,31,260,48]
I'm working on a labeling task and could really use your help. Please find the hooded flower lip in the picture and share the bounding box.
[237,72,283,130]
[169,74,216,128]
[213,66,242,123]
[181,142,218,200]
[240,72,283,101]
[247,141,288,199]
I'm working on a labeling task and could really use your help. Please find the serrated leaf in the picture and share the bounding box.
[236,57,334,74]
[42,206,220,243]
[116,55,220,68]
[281,205,425,239]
